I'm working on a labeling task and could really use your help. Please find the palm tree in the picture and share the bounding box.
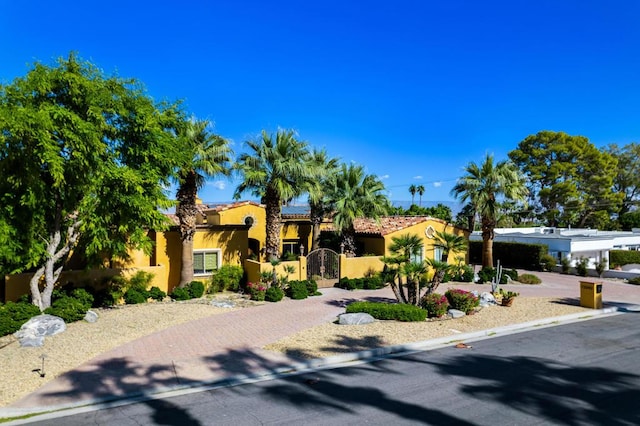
[175,118,232,287]
[433,230,468,262]
[234,129,315,261]
[383,233,424,304]
[409,184,417,206]
[307,148,340,251]
[416,184,425,206]
[451,154,528,268]
[328,163,389,257]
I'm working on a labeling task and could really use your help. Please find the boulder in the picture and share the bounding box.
[210,300,235,308]
[84,310,99,323]
[14,314,66,347]
[448,309,466,319]
[479,292,497,307]
[338,312,375,325]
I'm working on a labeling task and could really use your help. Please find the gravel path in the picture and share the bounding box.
[0,294,589,407]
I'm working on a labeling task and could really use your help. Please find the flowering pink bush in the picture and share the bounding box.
[445,289,479,314]
[420,293,449,318]
[246,282,267,301]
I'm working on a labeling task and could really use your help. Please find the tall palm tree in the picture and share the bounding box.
[416,184,425,206]
[307,148,340,251]
[234,129,315,261]
[433,230,468,262]
[451,154,528,268]
[409,184,417,206]
[176,118,232,287]
[328,163,389,257]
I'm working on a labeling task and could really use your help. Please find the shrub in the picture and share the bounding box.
[305,279,319,296]
[610,249,640,267]
[246,282,267,301]
[287,280,309,300]
[476,267,495,284]
[575,257,589,277]
[503,269,518,282]
[346,301,427,322]
[95,275,128,307]
[561,257,571,274]
[336,276,385,290]
[148,286,167,301]
[445,289,479,314]
[518,273,542,284]
[628,276,640,285]
[44,296,89,322]
[187,281,205,299]
[539,253,557,272]
[265,286,284,302]
[128,270,155,291]
[209,265,244,293]
[595,259,607,278]
[452,265,474,282]
[124,289,148,305]
[0,301,41,337]
[70,288,94,308]
[170,287,191,301]
[420,293,449,318]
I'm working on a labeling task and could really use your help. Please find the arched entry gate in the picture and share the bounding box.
[306,248,339,288]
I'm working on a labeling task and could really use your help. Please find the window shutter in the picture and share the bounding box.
[193,253,204,273]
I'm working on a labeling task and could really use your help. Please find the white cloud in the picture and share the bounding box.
[413,175,423,180]
[380,174,390,180]
[433,181,442,188]
[209,180,226,190]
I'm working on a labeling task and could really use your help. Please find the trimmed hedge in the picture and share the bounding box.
[346,301,427,322]
[469,241,548,270]
[336,276,385,290]
[610,250,640,268]
[286,280,309,300]
[518,273,542,284]
[265,286,285,302]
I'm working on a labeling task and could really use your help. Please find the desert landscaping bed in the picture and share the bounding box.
[0,296,590,407]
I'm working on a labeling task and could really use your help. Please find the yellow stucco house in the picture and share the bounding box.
[4,201,469,300]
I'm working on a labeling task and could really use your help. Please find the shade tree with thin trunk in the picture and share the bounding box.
[0,53,183,310]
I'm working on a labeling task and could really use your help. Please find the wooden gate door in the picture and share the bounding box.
[306,248,339,288]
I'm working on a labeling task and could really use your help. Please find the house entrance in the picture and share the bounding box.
[307,248,339,288]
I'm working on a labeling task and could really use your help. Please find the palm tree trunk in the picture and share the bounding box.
[481,215,495,268]
[177,171,198,287]
[310,204,323,251]
[264,190,282,261]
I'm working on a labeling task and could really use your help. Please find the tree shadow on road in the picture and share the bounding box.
[419,353,640,425]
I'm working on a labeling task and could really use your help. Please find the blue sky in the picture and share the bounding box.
[3,1,640,206]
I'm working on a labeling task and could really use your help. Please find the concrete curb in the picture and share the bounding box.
[0,305,628,424]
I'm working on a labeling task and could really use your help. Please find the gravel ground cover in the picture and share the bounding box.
[0,294,589,407]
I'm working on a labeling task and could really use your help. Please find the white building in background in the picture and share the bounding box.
[469,227,640,272]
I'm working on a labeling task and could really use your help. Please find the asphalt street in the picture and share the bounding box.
[15,311,640,426]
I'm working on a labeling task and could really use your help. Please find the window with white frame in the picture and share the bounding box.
[193,250,221,275]
[433,246,444,262]
[410,247,424,264]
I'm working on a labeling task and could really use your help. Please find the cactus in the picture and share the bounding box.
[491,260,503,293]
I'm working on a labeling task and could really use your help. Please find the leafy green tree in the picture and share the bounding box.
[175,118,232,286]
[0,53,181,310]
[619,211,640,231]
[306,148,340,251]
[409,184,417,206]
[433,230,468,262]
[416,184,425,206]
[234,129,316,260]
[454,203,477,231]
[509,131,622,228]
[390,203,453,222]
[328,163,389,256]
[604,142,640,218]
[451,154,528,268]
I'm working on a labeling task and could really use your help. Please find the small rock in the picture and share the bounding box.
[338,312,375,325]
[210,300,235,308]
[84,310,99,323]
[14,314,66,348]
[448,309,466,319]
[479,292,497,307]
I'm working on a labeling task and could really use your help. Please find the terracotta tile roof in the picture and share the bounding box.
[353,216,431,235]
[165,213,180,226]
[204,200,264,213]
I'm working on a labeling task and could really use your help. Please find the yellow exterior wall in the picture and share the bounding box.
[4,265,168,303]
[382,220,469,262]
[339,255,386,279]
